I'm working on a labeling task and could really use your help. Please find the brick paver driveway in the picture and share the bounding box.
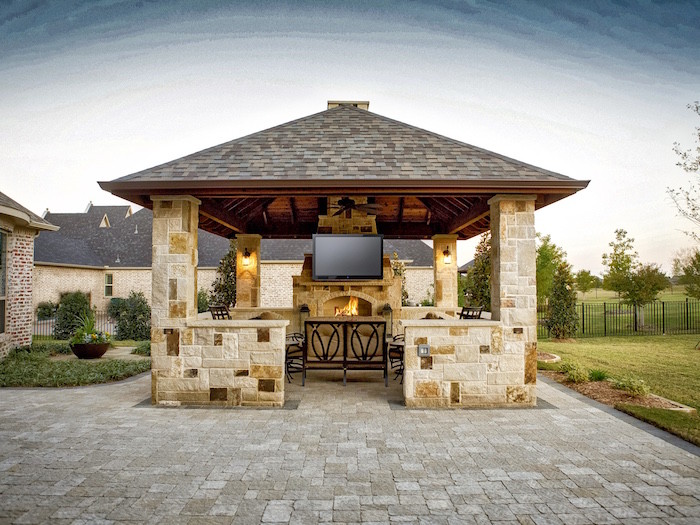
[1,372,698,524]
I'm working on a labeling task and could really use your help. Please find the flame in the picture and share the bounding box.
[335,296,359,316]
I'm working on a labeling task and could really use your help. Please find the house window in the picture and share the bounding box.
[0,232,6,334]
[104,273,113,297]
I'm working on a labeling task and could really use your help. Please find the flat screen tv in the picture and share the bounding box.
[313,234,383,281]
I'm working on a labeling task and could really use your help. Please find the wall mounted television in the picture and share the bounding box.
[312,234,384,281]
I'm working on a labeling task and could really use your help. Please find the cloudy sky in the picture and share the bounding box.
[1,0,699,273]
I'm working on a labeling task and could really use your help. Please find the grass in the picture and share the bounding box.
[539,335,700,409]
[577,286,689,303]
[539,335,700,446]
[0,345,150,387]
[617,405,700,447]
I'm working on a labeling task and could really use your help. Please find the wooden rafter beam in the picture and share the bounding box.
[397,197,404,223]
[289,197,297,224]
[199,200,247,234]
[416,197,451,222]
[447,200,491,234]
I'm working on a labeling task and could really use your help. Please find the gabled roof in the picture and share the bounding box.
[99,103,588,240]
[0,191,57,231]
[35,206,433,268]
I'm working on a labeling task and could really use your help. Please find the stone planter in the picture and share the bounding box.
[70,343,110,359]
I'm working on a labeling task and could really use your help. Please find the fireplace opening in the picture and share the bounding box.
[324,296,372,317]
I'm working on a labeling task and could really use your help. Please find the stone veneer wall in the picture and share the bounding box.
[150,319,287,407]
[1,225,35,357]
[260,263,303,308]
[402,319,536,408]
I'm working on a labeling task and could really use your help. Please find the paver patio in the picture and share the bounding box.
[1,373,698,524]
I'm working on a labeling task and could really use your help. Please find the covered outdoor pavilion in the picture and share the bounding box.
[100,101,588,408]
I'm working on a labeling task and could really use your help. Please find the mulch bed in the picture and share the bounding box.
[539,370,678,409]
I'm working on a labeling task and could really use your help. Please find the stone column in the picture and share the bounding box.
[150,196,200,403]
[488,195,537,404]
[432,234,458,308]
[236,234,261,307]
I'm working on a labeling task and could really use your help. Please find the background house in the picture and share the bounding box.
[0,191,57,357]
[34,204,434,310]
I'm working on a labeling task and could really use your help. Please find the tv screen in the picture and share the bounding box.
[313,234,383,281]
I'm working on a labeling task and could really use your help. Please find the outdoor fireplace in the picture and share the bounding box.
[325,296,372,317]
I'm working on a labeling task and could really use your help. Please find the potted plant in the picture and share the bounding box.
[69,311,111,359]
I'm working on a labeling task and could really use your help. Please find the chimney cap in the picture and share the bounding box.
[327,100,369,110]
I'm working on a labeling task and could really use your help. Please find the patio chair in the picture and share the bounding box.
[285,332,305,383]
[209,305,231,320]
[388,333,405,383]
[459,306,483,319]
[344,320,387,387]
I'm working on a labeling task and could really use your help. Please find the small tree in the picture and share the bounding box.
[54,291,91,339]
[602,229,638,297]
[210,239,237,307]
[547,262,579,339]
[575,270,596,299]
[622,264,669,328]
[676,249,700,299]
[390,252,409,306]
[536,234,565,304]
[463,232,491,310]
[667,101,700,241]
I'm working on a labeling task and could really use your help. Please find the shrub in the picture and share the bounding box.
[561,360,588,383]
[31,341,71,355]
[132,341,151,356]
[112,292,151,341]
[613,375,651,397]
[588,369,609,382]
[54,292,91,339]
[197,288,210,313]
[107,297,127,319]
[36,301,57,320]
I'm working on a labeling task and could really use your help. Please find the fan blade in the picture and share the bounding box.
[332,207,348,217]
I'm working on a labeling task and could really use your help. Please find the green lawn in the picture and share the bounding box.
[578,286,689,303]
[539,335,700,446]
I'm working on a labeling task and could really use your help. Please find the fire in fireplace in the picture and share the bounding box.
[335,296,359,316]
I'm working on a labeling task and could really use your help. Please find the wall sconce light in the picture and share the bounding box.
[242,247,251,267]
[442,247,452,265]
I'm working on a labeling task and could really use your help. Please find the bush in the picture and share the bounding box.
[561,360,588,383]
[107,297,127,319]
[613,375,651,397]
[546,261,579,339]
[111,292,151,341]
[588,369,609,382]
[36,301,57,320]
[197,288,210,313]
[54,292,91,339]
[132,341,151,356]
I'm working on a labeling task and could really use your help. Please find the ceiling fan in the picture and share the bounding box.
[330,197,382,216]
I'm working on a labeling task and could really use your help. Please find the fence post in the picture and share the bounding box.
[581,303,585,335]
[686,298,690,332]
[662,301,665,335]
[603,302,607,336]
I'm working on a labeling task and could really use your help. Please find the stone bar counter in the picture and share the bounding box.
[401,318,536,408]
[151,319,288,407]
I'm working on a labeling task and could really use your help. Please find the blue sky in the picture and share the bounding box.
[1,0,699,273]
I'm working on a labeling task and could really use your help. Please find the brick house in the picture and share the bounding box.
[33,204,434,311]
[0,191,57,357]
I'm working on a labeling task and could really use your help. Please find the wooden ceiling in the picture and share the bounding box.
[196,195,493,240]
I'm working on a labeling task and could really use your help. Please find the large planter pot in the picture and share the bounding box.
[70,343,110,359]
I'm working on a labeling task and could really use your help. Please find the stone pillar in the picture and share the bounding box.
[150,196,200,403]
[3,227,35,356]
[432,234,458,308]
[488,195,537,404]
[236,234,261,307]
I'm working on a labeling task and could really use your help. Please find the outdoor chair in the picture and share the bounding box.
[209,305,231,320]
[344,320,388,387]
[388,333,405,383]
[285,332,305,383]
[459,306,483,319]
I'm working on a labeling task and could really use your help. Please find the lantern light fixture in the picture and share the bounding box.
[442,247,452,265]
[242,247,251,266]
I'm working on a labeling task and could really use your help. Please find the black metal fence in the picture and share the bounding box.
[537,299,700,339]
[33,311,116,340]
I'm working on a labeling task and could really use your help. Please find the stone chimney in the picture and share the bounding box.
[327,100,369,110]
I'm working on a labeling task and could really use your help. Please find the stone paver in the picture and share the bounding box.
[0,371,698,524]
